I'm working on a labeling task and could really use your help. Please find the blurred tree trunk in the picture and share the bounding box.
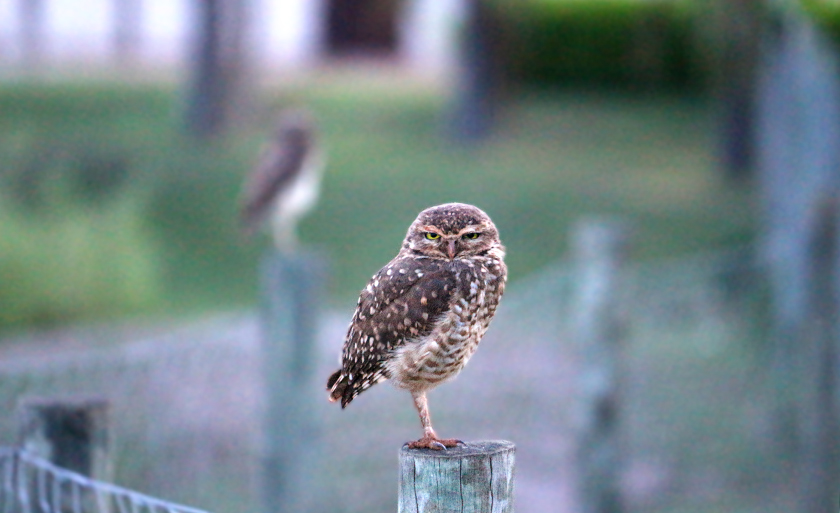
[704,0,764,182]
[627,10,667,90]
[449,0,503,142]
[113,0,142,64]
[325,0,398,55]
[19,0,45,67]
[184,0,251,140]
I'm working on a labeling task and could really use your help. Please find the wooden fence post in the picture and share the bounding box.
[16,396,111,481]
[398,440,515,513]
[570,218,629,513]
[756,8,840,511]
[259,249,326,513]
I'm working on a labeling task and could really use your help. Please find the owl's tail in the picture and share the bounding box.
[326,369,350,408]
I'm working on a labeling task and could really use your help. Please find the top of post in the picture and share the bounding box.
[400,440,515,459]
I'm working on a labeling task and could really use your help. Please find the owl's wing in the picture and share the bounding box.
[239,113,315,234]
[329,257,455,407]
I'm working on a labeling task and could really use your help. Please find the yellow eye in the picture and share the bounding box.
[462,233,480,240]
[425,232,441,240]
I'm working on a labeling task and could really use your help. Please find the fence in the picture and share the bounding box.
[0,237,780,513]
[0,447,209,513]
[0,315,264,513]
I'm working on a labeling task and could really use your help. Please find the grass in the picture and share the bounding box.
[0,77,755,330]
[300,83,752,286]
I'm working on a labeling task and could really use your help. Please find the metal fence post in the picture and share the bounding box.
[570,218,630,513]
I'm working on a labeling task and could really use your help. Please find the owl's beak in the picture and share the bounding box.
[447,240,457,259]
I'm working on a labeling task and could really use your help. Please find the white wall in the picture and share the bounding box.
[0,0,461,75]
[399,0,465,76]
[0,0,189,64]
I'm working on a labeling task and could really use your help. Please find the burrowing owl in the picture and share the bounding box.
[239,108,324,251]
[327,203,507,450]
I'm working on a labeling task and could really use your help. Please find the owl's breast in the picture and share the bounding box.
[385,258,505,392]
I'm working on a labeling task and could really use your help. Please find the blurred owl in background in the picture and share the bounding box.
[239,108,324,251]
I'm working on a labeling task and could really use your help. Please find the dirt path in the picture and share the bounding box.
[0,279,581,512]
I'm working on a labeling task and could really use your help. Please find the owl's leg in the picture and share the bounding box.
[407,390,461,450]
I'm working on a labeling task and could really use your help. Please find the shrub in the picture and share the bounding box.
[0,200,161,327]
[494,0,705,91]
[801,0,840,41]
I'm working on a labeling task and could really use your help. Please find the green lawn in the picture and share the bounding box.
[0,78,754,329]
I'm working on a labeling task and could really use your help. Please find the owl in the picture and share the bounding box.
[327,203,507,450]
[239,108,324,251]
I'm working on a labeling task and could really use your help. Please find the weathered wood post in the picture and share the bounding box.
[756,7,840,511]
[398,440,515,513]
[259,249,326,513]
[570,218,629,513]
[16,396,111,481]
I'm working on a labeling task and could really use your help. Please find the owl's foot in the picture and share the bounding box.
[406,437,463,450]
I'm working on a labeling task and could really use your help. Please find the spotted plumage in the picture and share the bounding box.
[327,203,507,450]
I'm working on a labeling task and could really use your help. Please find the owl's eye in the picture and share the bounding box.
[425,232,441,240]
[462,233,480,240]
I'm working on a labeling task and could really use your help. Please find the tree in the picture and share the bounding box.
[184,0,250,139]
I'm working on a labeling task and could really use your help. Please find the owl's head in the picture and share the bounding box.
[403,203,504,260]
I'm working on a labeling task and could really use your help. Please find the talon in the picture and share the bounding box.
[407,436,461,450]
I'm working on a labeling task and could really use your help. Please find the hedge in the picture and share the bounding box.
[492,0,706,91]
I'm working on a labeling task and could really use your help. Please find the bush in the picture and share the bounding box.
[0,82,750,329]
[495,0,705,91]
[0,83,258,328]
[801,0,840,41]
[0,200,161,327]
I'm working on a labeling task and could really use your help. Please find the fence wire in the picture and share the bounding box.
[0,314,263,513]
[0,447,209,513]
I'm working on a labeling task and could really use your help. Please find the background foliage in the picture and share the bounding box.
[496,0,705,91]
[0,79,753,330]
